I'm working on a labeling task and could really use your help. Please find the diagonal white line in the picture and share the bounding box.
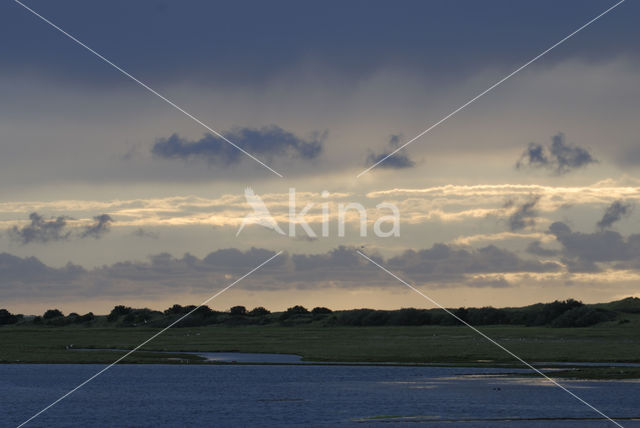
[357,0,625,177]
[13,0,284,178]
[356,250,624,428]
[17,251,283,428]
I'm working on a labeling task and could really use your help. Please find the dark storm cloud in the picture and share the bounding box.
[386,243,560,283]
[3,1,638,86]
[516,133,596,175]
[7,212,70,244]
[101,248,285,284]
[365,134,415,169]
[0,244,563,300]
[597,200,632,230]
[152,126,323,165]
[80,214,113,239]
[507,196,540,231]
[547,222,640,272]
[289,243,556,287]
[288,246,376,283]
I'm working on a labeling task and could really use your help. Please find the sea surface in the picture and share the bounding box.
[2,363,639,427]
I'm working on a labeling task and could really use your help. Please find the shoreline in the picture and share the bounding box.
[3,324,639,379]
[3,348,640,380]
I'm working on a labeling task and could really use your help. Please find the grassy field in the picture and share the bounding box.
[3,299,640,379]
[2,319,640,377]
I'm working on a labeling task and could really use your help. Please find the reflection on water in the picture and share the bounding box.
[197,352,303,363]
[534,361,640,367]
[2,364,639,427]
[72,348,305,363]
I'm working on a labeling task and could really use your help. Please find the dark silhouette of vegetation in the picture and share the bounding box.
[121,308,160,326]
[163,304,186,316]
[1,298,633,329]
[43,309,64,319]
[551,306,616,327]
[279,305,311,323]
[594,297,640,314]
[76,313,95,323]
[0,309,95,327]
[229,306,247,316]
[523,299,585,326]
[286,305,309,315]
[0,309,22,325]
[248,307,270,316]
[107,305,132,322]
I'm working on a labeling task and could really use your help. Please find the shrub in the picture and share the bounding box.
[229,306,247,316]
[551,306,616,327]
[279,305,311,322]
[338,309,375,326]
[164,304,185,316]
[0,309,20,325]
[107,305,132,322]
[362,310,391,326]
[248,307,270,316]
[525,299,584,326]
[390,308,431,326]
[465,307,508,325]
[76,312,95,323]
[286,305,309,315]
[43,309,64,319]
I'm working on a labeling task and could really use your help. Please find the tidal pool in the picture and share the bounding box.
[2,364,639,427]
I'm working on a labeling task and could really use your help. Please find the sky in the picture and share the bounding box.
[2,0,640,315]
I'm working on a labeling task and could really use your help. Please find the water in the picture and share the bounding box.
[72,348,640,367]
[197,352,303,363]
[72,349,305,363]
[534,362,640,368]
[195,353,640,367]
[2,364,638,427]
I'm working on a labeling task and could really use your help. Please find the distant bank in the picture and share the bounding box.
[3,296,639,329]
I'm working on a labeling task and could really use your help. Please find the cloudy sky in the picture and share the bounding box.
[2,0,640,314]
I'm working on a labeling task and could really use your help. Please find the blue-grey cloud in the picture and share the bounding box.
[202,247,285,270]
[0,244,564,300]
[506,196,540,231]
[8,212,70,244]
[386,243,560,283]
[366,134,415,169]
[597,200,632,230]
[526,241,559,257]
[3,1,638,86]
[7,212,114,244]
[80,214,113,239]
[152,126,323,165]
[0,252,85,283]
[548,222,640,272]
[516,133,596,175]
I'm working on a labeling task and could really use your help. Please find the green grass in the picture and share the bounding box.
[2,320,639,372]
[538,366,640,380]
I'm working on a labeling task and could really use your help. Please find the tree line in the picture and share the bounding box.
[1,298,630,328]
